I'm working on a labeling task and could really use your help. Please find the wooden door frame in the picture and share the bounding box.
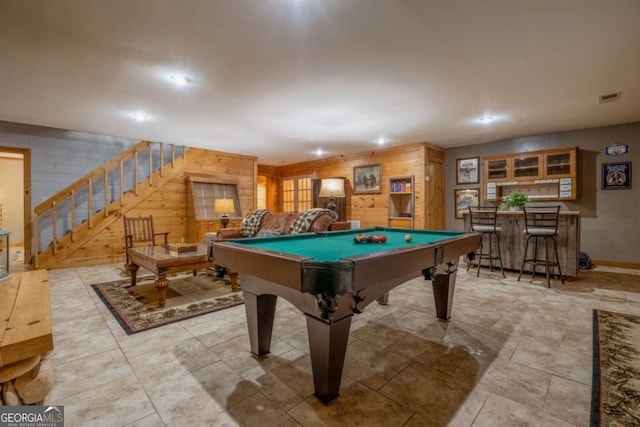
[0,146,31,263]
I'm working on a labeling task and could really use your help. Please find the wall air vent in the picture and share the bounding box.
[599,92,622,104]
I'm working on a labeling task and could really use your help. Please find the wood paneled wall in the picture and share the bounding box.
[56,150,257,268]
[275,143,445,230]
[52,142,444,268]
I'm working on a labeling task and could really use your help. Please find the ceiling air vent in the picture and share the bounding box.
[598,92,621,104]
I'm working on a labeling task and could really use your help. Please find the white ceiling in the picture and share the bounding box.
[1,1,639,166]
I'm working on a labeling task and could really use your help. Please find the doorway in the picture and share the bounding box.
[0,146,31,270]
[257,175,267,209]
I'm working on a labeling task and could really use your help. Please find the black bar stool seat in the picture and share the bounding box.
[467,206,505,278]
[518,206,564,287]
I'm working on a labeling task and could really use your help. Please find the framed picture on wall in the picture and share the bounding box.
[602,161,632,190]
[353,164,381,194]
[454,188,480,219]
[456,157,480,184]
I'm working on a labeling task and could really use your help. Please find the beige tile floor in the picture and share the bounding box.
[9,248,640,426]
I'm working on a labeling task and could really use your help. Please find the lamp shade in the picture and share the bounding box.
[318,178,345,198]
[214,198,235,214]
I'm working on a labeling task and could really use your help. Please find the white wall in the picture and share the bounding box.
[445,121,640,265]
[0,121,138,208]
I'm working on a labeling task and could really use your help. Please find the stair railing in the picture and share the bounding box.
[32,140,186,268]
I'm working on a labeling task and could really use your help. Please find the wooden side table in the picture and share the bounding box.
[126,244,217,307]
[329,222,351,231]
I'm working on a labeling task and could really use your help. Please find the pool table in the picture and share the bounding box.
[211,226,480,404]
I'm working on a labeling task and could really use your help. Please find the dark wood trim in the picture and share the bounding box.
[591,260,640,270]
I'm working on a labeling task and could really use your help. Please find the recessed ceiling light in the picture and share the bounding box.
[376,137,387,145]
[169,74,191,86]
[478,116,495,124]
[314,148,325,156]
[469,114,509,126]
[131,112,151,122]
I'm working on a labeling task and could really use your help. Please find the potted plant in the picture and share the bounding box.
[501,192,530,210]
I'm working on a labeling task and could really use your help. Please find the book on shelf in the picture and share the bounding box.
[392,182,411,192]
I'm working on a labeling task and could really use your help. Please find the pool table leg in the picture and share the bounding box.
[431,261,458,322]
[244,291,277,356]
[376,292,389,305]
[305,314,352,405]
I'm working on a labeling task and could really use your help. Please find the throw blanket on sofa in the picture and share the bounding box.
[290,208,337,234]
[241,209,270,237]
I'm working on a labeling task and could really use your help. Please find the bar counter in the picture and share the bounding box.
[463,210,580,278]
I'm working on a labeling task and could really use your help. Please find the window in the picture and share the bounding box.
[189,181,241,219]
[282,176,312,212]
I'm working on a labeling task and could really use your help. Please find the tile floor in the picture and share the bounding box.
[10,248,640,426]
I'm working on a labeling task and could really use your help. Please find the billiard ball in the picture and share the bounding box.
[404,234,412,242]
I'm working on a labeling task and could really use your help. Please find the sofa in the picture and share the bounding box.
[215,208,337,242]
[202,209,337,287]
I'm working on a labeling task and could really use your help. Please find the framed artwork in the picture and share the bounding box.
[353,164,381,194]
[455,188,480,219]
[456,157,480,184]
[602,162,632,190]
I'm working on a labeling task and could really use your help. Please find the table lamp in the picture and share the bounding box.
[318,178,345,212]
[214,198,235,228]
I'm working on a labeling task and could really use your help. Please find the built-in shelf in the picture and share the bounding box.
[388,175,414,228]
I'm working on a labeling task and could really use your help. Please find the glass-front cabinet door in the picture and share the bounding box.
[545,149,575,178]
[485,157,510,181]
[512,154,541,179]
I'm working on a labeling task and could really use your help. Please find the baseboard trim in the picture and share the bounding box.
[592,260,640,270]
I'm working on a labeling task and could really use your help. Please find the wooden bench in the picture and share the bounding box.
[0,270,53,367]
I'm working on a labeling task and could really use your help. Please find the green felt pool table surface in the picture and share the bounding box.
[228,227,467,262]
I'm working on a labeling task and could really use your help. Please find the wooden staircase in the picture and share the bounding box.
[32,141,193,270]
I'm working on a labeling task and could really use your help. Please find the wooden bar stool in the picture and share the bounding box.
[518,206,564,287]
[467,206,505,277]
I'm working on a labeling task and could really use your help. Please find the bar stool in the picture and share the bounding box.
[467,206,505,277]
[518,206,564,287]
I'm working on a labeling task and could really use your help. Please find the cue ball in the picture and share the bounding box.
[404,234,412,242]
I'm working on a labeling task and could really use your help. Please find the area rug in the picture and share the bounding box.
[591,309,640,426]
[91,270,243,334]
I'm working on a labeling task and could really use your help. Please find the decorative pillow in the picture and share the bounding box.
[256,228,284,238]
[290,208,337,234]
[241,209,270,237]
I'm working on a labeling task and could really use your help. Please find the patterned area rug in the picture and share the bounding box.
[92,270,243,334]
[591,310,640,426]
